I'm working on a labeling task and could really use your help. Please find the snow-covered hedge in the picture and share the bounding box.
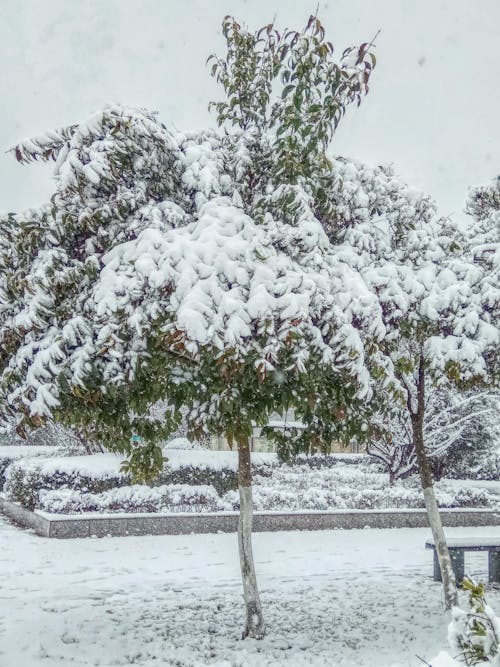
[39,484,223,514]
[4,454,127,509]
[3,450,275,510]
[222,482,497,512]
[4,450,499,514]
[226,465,500,512]
[0,445,65,492]
[292,453,369,468]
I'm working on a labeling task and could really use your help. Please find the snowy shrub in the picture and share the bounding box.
[3,452,275,510]
[4,460,127,510]
[448,578,500,665]
[38,483,223,514]
[383,486,425,509]
[448,451,500,482]
[162,465,238,496]
[292,453,368,468]
[300,487,348,510]
[447,488,494,509]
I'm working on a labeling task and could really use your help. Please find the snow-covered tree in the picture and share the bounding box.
[315,159,499,609]
[367,388,500,483]
[0,16,381,639]
[426,389,500,479]
[366,410,416,484]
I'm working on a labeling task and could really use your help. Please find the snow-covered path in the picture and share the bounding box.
[1,517,499,667]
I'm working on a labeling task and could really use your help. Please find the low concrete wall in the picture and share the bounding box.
[1,497,499,539]
[0,496,50,537]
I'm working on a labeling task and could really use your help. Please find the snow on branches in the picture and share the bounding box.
[1,105,497,460]
[323,159,499,395]
[0,104,384,453]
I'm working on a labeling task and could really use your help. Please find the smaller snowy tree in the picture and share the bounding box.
[366,410,416,484]
[314,159,499,610]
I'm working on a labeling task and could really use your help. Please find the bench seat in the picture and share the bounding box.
[425,538,500,583]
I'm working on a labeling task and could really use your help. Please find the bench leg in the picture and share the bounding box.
[488,551,500,583]
[432,549,464,585]
[450,550,464,586]
[433,550,441,581]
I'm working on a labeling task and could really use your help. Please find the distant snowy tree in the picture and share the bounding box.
[0,15,379,640]
[0,417,86,452]
[367,411,416,484]
[367,388,499,483]
[426,389,500,480]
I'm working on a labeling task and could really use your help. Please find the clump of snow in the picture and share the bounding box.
[39,483,223,514]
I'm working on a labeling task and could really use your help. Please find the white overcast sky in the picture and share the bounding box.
[1,0,499,220]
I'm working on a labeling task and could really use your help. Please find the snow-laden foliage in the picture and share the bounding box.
[264,161,498,461]
[463,176,500,382]
[324,159,499,394]
[209,15,376,185]
[0,103,387,476]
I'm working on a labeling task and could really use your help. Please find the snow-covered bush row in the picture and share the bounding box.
[0,446,66,492]
[4,458,128,510]
[222,469,499,512]
[38,483,223,514]
[237,464,500,511]
[32,470,499,515]
[4,451,499,514]
[446,449,500,482]
[3,451,275,510]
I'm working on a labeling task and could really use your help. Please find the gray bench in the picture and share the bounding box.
[425,538,500,584]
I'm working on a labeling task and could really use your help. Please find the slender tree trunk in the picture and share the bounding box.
[410,356,458,610]
[236,432,265,639]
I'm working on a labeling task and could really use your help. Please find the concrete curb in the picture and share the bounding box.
[2,497,500,539]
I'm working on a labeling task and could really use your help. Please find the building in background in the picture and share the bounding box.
[205,412,364,454]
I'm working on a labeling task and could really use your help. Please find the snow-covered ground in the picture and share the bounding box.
[1,516,499,666]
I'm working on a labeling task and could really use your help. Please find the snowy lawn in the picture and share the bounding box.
[1,516,500,666]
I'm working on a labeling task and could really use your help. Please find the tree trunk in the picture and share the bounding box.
[236,433,265,639]
[410,357,458,610]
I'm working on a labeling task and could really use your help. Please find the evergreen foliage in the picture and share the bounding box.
[0,16,384,479]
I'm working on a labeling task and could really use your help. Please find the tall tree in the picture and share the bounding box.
[0,16,381,638]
